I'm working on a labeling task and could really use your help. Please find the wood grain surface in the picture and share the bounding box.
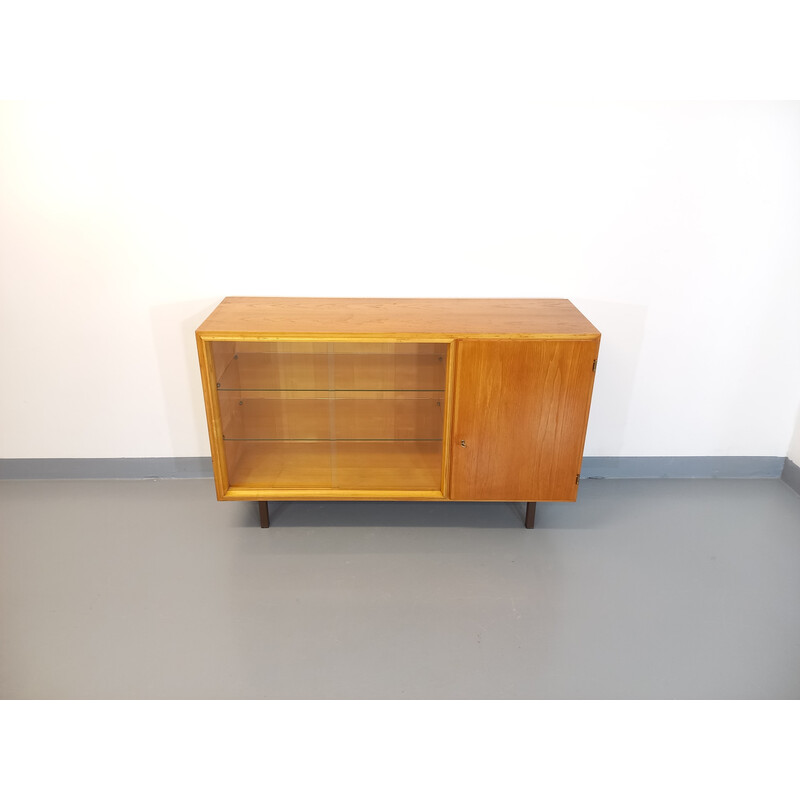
[449,339,599,502]
[197,297,599,338]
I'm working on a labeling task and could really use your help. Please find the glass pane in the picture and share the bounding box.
[215,341,446,392]
[210,342,447,491]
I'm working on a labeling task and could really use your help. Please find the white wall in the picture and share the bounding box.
[2,96,799,459]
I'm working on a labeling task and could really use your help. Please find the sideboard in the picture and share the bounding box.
[196,297,600,528]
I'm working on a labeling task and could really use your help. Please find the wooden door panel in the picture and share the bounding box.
[449,339,599,501]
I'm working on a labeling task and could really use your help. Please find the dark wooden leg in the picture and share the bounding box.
[258,501,270,528]
[525,502,536,529]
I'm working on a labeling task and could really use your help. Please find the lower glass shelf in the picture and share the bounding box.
[218,393,444,442]
[224,439,444,491]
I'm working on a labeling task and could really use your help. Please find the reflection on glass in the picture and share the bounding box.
[211,342,447,491]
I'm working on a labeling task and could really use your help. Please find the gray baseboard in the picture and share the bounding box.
[580,456,785,480]
[781,459,800,495]
[0,455,793,483]
[0,458,213,480]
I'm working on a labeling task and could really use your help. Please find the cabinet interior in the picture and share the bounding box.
[210,341,448,492]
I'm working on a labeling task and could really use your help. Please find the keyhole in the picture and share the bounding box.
[460,440,466,447]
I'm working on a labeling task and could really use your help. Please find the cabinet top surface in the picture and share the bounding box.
[196,297,600,338]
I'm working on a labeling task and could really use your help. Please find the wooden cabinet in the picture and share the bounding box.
[196,298,600,528]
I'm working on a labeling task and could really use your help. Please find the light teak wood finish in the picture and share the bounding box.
[196,298,601,526]
[197,297,599,338]
[449,339,599,501]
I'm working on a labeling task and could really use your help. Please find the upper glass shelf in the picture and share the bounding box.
[214,349,447,393]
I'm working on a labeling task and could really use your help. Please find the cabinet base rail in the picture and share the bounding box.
[256,500,537,530]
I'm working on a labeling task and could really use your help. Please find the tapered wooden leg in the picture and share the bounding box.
[258,501,270,528]
[525,502,536,529]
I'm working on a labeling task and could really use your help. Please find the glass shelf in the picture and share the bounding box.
[216,352,446,392]
[217,392,444,443]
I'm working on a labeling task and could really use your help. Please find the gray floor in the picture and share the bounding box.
[1,478,799,699]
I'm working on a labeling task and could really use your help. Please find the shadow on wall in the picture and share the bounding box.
[788,401,800,465]
[149,298,220,457]
[571,298,648,456]
[147,296,650,461]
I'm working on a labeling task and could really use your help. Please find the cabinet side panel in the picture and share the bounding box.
[450,338,599,501]
[196,335,231,499]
